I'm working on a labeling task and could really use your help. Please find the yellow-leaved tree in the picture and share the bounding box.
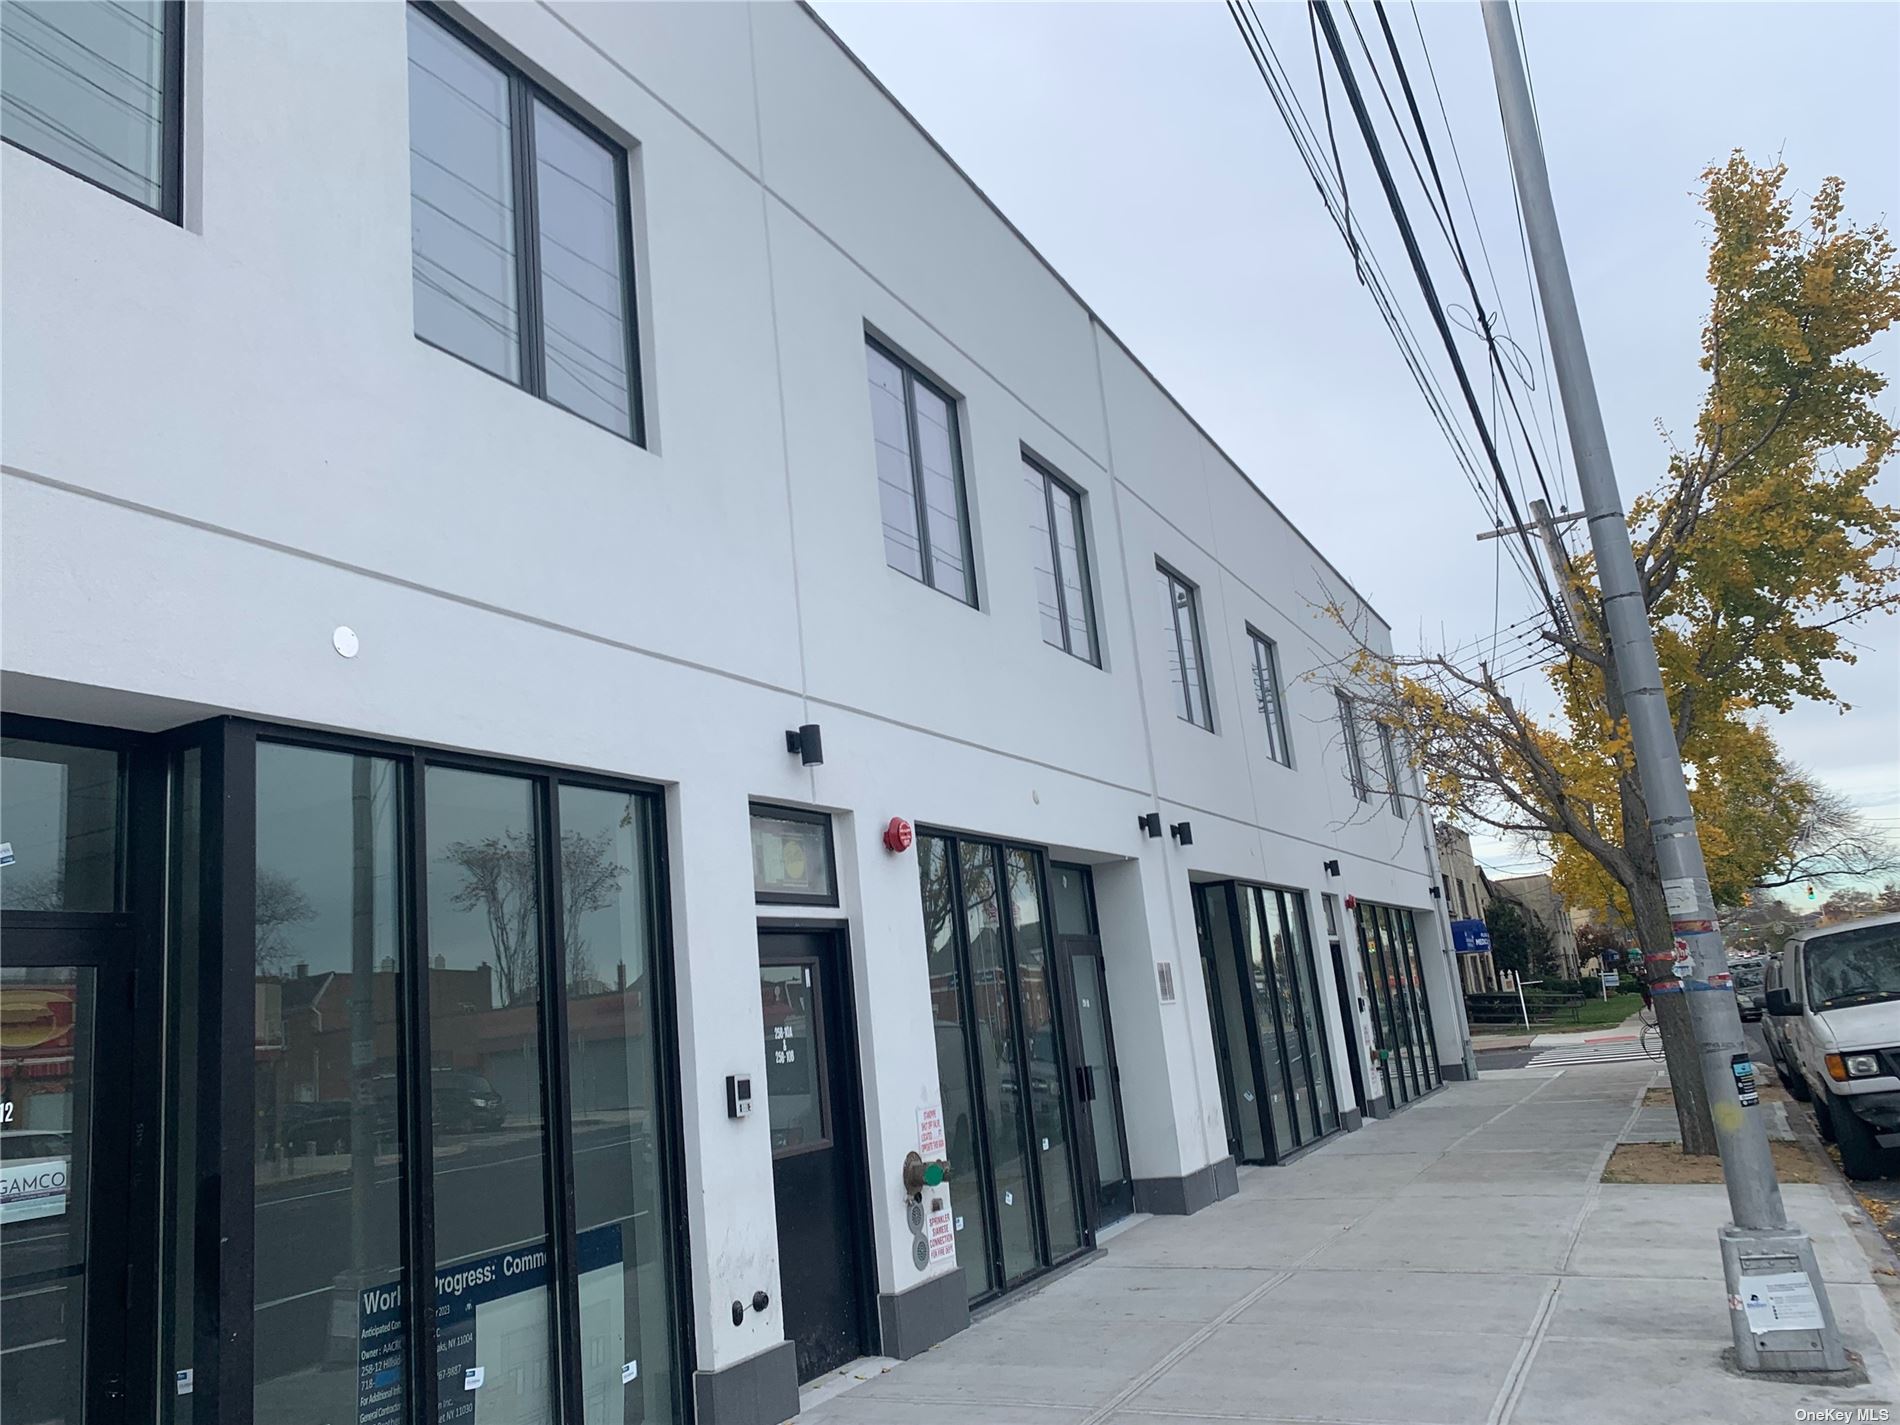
[1334,155,1900,1152]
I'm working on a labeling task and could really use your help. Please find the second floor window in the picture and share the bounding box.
[1378,723,1405,817]
[865,339,975,605]
[1337,691,1368,800]
[0,0,182,219]
[1157,564,1213,730]
[1025,458,1098,663]
[1248,631,1291,765]
[407,5,641,441]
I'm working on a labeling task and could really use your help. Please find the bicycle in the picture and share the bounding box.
[1639,1004,1664,1060]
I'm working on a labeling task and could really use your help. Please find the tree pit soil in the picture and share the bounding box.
[1603,1140,1824,1184]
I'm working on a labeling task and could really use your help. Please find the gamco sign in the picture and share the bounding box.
[0,1157,70,1224]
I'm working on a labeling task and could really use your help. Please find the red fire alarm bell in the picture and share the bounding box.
[1343,893,1357,911]
[884,817,914,853]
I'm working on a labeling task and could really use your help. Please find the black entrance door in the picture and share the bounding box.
[1,930,134,1425]
[1049,864,1132,1229]
[759,928,872,1383]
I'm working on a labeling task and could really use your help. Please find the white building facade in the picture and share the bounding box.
[0,5,1468,1424]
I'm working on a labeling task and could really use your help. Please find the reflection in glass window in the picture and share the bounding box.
[919,835,992,1300]
[760,963,826,1151]
[750,808,835,904]
[426,766,557,1425]
[558,784,680,1425]
[405,7,641,440]
[407,6,519,383]
[864,340,974,605]
[251,744,407,1423]
[535,101,633,437]
[1157,564,1212,729]
[1,0,175,214]
[1005,850,1082,1260]
[1249,632,1291,766]
[0,738,121,911]
[1025,459,1099,664]
[1337,692,1369,800]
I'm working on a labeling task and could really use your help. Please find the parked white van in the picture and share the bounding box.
[1764,911,1900,1179]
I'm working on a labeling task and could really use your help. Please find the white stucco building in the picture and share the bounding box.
[0,5,1468,1424]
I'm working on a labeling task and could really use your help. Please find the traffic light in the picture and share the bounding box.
[1807,884,1817,902]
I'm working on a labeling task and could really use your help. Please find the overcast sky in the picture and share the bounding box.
[815,0,1900,883]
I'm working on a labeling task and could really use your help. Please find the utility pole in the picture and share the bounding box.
[1482,1,1846,1375]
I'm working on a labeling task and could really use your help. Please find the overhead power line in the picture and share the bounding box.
[1303,0,1571,634]
[1223,1,1555,617]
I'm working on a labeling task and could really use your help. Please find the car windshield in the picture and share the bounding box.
[1732,961,1765,990]
[1804,924,1900,1010]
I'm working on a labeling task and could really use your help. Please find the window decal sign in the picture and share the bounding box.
[356,1226,623,1424]
[0,1157,69,1223]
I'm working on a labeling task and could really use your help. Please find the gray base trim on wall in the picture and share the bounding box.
[1340,1106,1365,1132]
[692,1341,799,1425]
[1441,1061,1473,1082]
[877,1269,971,1360]
[1133,1156,1238,1216]
[1367,1095,1394,1119]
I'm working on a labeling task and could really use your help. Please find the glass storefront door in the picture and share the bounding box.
[917,833,1088,1304]
[1352,901,1441,1107]
[1191,881,1342,1163]
[1050,863,1132,1229]
[1,734,135,1424]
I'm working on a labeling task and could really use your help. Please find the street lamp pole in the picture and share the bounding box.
[1481,0,1847,1374]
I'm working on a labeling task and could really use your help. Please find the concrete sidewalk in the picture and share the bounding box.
[800,1063,1900,1425]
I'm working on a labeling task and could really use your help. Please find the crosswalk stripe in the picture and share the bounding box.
[1529,1050,1655,1067]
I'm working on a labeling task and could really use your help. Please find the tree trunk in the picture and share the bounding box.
[1624,826,1719,1154]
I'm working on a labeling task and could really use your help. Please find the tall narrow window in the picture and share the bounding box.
[865,340,975,604]
[407,7,641,441]
[1336,692,1368,800]
[1157,563,1213,730]
[1248,631,1291,765]
[1378,724,1404,817]
[1,0,181,218]
[251,744,408,1420]
[1024,458,1099,664]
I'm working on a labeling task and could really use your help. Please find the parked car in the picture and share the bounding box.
[1732,957,1767,1021]
[1765,912,1900,1179]
[372,1069,509,1136]
[1762,953,1802,1096]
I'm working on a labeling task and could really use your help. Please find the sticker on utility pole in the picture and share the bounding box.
[1738,1273,1825,1333]
[917,1106,945,1158]
[1731,1054,1760,1108]
[1672,939,1695,978]
[1662,878,1699,916]
[175,1370,193,1396]
[621,1361,639,1385]
[0,842,14,866]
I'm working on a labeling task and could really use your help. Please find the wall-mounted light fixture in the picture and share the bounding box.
[1138,812,1163,839]
[1169,821,1193,846]
[1322,859,1341,878]
[1429,886,1443,900]
[785,724,824,766]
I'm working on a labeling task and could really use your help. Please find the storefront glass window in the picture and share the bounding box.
[559,784,680,1425]
[0,738,121,911]
[251,744,408,1422]
[1004,849,1082,1261]
[920,836,992,1300]
[426,766,557,1425]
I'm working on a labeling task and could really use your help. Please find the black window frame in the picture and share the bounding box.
[865,335,978,606]
[749,801,840,907]
[30,711,698,1425]
[1025,453,1101,666]
[1246,627,1292,766]
[0,0,186,223]
[1157,561,1214,731]
[406,2,646,445]
[1336,691,1369,801]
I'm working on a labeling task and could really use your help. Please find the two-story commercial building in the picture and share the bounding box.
[0,5,1470,1424]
